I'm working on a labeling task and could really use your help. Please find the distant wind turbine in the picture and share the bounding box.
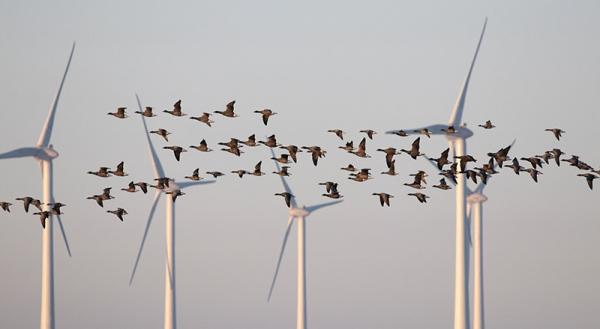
[129,94,215,329]
[0,43,75,329]
[267,148,342,329]
[387,18,487,329]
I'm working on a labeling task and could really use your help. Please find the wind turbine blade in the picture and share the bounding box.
[176,180,216,189]
[129,190,162,285]
[448,18,487,127]
[37,42,76,147]
[0,147,40,160]
[269,148,298,208]
[136,94,166,179]
[267,216,295,301]
[55,214,72,257]
[305,200,343,213]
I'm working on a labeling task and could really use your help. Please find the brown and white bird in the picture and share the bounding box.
[520,157,543,169]
[455,155,477,172]
[523,168,543,183]
[322,183,342,199]
[135,182,149,194]
[302,146,326,166]
[478,120,495,129]
[259,135,280,148]
[166,189,185,202]
[109,161,128,177]
[279,145,301,163]
[381,160,397,176]
[372,193,393,207]
[275,192,294,207]
[338,141,354,152]
[190,139,212,152]
[250,161,265,176]
[433,178,451,190]
[108,107,128,119]
[240,134,258,147]
[271,153,290,164]
[15,196,38,212]
[214,100,238,118]
[254,109,277,125]
[107,208,128,221]
[185,168,202,181]
[163,146,187,161]
[429,148,451,170]
[391,130,408,137]
[87,167,111,178]
[577,173,598,190]
[231,169,248,178]
[545,128,565,141]
[349,169,372,182]
[408,192,430,203]
[327,129,344,140]
[206,171,225,179]
[404,172,426,189]
[401,137,423,160]
[487,144,512,168]
[360,129,377,140]
[0,202,12,212]
[414,128,431,138]
[377,147,399,168]
[121,181,138,193]
[341,164,357,172]
[135,106,156,117]
[164,99,186,116]
[150,128,171,142]
[505,158,524,175]
[190,112,214,127]
[33,211,52,228]
[349,137,370,158]
[273,166,291,177]
[46,202,66,215]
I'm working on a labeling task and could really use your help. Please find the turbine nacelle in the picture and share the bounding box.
[289,207,310,218]
[467,193,488,204]
[37,145,59,160]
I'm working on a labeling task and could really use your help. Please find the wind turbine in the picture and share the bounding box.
[467,186,487,329]
[386,18,487,329]
[267,148,343,329]
[0,43,75,329]
[129,94,215,329]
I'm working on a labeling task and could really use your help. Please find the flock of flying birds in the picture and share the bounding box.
[1,99,598,226]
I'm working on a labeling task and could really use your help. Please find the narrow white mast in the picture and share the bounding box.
[40,159,55,329]
[453,139,470,329]
[164,195,176,329]
[296,216,307,329]
[468,193,487,329]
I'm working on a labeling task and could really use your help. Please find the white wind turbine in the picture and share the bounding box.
[0,43,75,329]
[129,94,215,329]
[386,18,487,329]
[267,148,343,329]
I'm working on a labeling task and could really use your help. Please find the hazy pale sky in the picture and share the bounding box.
[1,1,599,328]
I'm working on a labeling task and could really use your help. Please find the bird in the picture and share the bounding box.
[505,158,524,175]
[101,187,115,200]
[254,109,277,125]
[322,183,342,199]
[520,157,543,169]
[121,181,138,193]
[185,168,202,181]
[478,120,495,129]
[377,147,399,168]
[214,100,238,117]
[219,138,241,149]
[545,128,565,141]
[401,137,423,160]
[273,166,291,176]
[441,125,457,134]
[319,181,336,193]
[87,167,111,178]
[414,128,431,138]
[274,192,294,207]
[360,129,377,140]
[372,193,393,207]
[46,202,66,215]
[463,170,479,184]
[550,148,564,166]
[33,211,52,228]
[221,146,243,157]
[455,155,477,172]
[408,192,430,203]
[327,129,344,140]
[150,128,171,142]
[259,135,280,148]
[271,153,290,164]
[87,195,106,207]
[279,145,301,163]
[135,182,149,194]
[487,144,512,168]
[0,202,12,212]
[164,99,186,117]
[15,196,38,213]
[338,141,354,152]
[381,160,397,176]
[433,178,451,190]
[391,130,408,137]
[190,139,212,152]
[440,170,457,185]
[206,171,225,178]
[341,164,357,172]
[107,208,128,221]
[231,169,248,178]
[135,106,156,117]
[240,134,258,147]
[349,137,371,158]
[190,112,214,127]
[163,146,187,161]
[109,161,128,177]
[250,161,265,176]
[523,168,543,183]
[429,148,451,170]
[577,173,598,190]
[302,146,326,166]
[404,172,426,189]
[151,178,171,190]
[349,169,372,182]
[108,107,128,119]
[535,151,553,165]
[166,189,185,202]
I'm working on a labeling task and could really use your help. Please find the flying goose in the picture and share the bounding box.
[302,146,326,166]
[16,197,37,212]
[520,157,543,169]
[279,145,301,163]
[206,171,225,178]
[250,161,265,176]
[33,211,52,228]
[381,160,397,176]
[219,138,241,149]
[135,106,156,117]
[108,107,128,119]
[231,169,248,178]
[454,155,477,172]
[408,192,430,203]
[254,109,277,125]
[401,137,423,160]
[163,146,187,161]
[46,202,66,215]
[339,141,354,152]
[349,137,370,158]
[214,100,238,117]
[88,167,111,178]
[185,168,202,181]
[240,134,257,147]
[273,166,291,177]
[109,161,128,177]
[433,178,451,190]
[545,128,565,141]
[318,181,336,193]
[404,173,426,190]
[190,139,212,152]
[107,208,128,221]
[0,202,12,212]
[372,193,393,207]
[221,146,243,157]
[360,129,377,140]
[322,183,342,199]
[87,195,106,207]
[327,129,344,140]
[166,189,185,202]
[577,173,598,190]
[190,112,214,127]
[121,181,138,193]
[523,168,543,183]
[478,120,495,129]
[377,147,399,168]
[535,151,553,165]
[414,128,431,138]
[441,125,457,134]
[429,148,451,170]
[487,144,512,168]
[391,130,408,137]
[271,153,290,164]
[349,169,372,182]
[135,182,149,194]
[440,170,457,185]
[550,148,564,166]
[259,135,280,148]
[341,164,357,172]
[150,128,171,142]
[275,192,294,207]
[164,99,186,117]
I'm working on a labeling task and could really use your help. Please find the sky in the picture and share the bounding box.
[1,1,599,328]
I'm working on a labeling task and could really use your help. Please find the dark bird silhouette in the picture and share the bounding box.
[429,148,451,170]
[250,161,265,176]
[520,157,543,169]
[46,202,66,215]
[327,129,344,140]
[271,153,290,164]
[339,141,354,152]
[135,106,156,117]
[214,100,238,118]
[135,182,149,194]
[16,197,36,212]
[372,193,393,207]
[259,135,280,148]
[121,181,138,193]
[478,120,495,129]
[322,183,342,199]
[240,134,257,147]
[279,145,301,163]
[254,109,277,125]
[545,128,565,141]
[150,128,171,142]
[109,161,127,177]
[164,99,186,117]
[360,129,376,140]
[185,168,202,181]
[505,158,524,175]
[302,146,326,166]
[377,147,399,168]
[190,112,214,127]
[190,139,212,152]
[455,155,477,172]
[401,137,423,160]
[88,167,111,178]
[219,138,241,149]
[523,168,543,183]
[275,192,294,207]
[319,181,336,193]
[341,164,357,172]
[273,166,291,177]
[349,169,372,182]
[108,107,128,119]
[206,171,225,178]
[408,192,430,203]
[535,151,553,165]
[414,128,431,138]
[440,170,457,185]
[163,146,187,161]
[578,173,598,190]
[381,160,397,176]
[404,172,426,189]
[550,148,564,166]
[349,138,371,158]
[87,195,106,207]
[1,202,12,212]
[231,170,248,178]
[107,208,128,221]
[441,125,457,134]
[487,144,512,168]
[391,130,408,137]
[33,211,52,228]
[433,178,451,190]
[166,189,185,202]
